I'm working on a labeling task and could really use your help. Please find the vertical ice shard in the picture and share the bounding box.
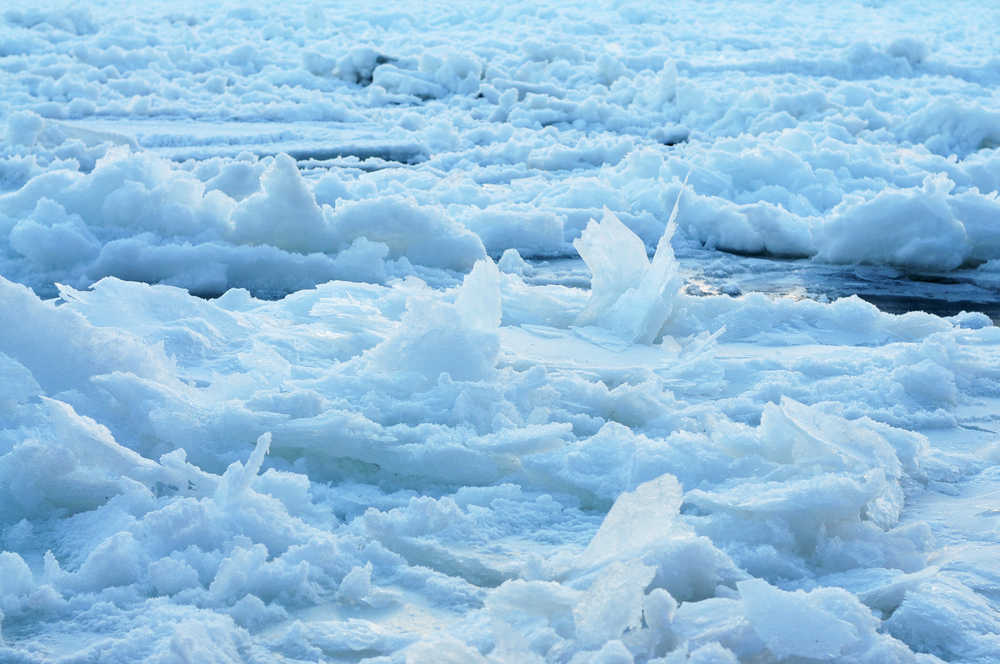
[214,432,271,505]
[574,189,685,344]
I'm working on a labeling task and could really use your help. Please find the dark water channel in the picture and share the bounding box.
[527,247,1000,325]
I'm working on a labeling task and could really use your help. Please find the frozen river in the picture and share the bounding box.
[2,1,1000,663]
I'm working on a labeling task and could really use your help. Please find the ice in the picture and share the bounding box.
[214,433,271,505]
[498,247,531,275]
[0,275,177,395]
[574,199,685,344]
[886,578,1000,661]
[361,257,501,387]
[229,153,327,254]
[6,111,45,147]
[0,552,33,602]
[3,0,1000,661]
[1,149,486,297]
[816,174,970,271]
[740,579,863,660]
[573,561,656,649]
[580,474,685,567]
[326,196,485,271]
[9,197,100,269]
[405,634,490,664]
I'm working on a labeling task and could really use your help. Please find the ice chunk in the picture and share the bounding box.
[205,160,265,201]
[759,397,904,528]
[405,635,490,664]
[72,532,144,591]
[272,620,417,660]
[0,398,168,520]
[581,639,633,664]
[816,174,969,271]
[574,192,685,344]
[0,552,34,599]
[336,47,394,85]
[214,433,271,505]
[581,474,685,567]
[361,258,501,386]
[0,352,40,406]
[420,51,483,96]
[892,359,959,408]
[574,208,649,326]
[498,248,531,275]
[229,154,329,254]
[455,258,502,331]
[338,563,373,604]
[302,50,336,77]
[886,578,1000,661]
[372,51,481,99]
[164,617,249,664]
[687,642,739,664]
[464,208,565,257]
[574,561,656,648]
[901,99,1000,158]
[149,557,201,596]
[228,593,288,630]
[312,171,351,206]
[643,536,747,603]
[326,196,486,271]
[486,579,580,657]
[9,198,99,268]
[671,597,762,658]
[40,397,163,479]
[739,579,861,660]
[887,38,929,65]
[643,588,678,655]
[6,110,45,146]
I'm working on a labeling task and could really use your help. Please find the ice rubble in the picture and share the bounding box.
[3,200,999,661]
[3,0,1000,662]
[4,0,1000,295]
[0,146,486,297]
[6,116,1000,294]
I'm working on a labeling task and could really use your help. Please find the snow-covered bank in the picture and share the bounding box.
[3,0,1000,662]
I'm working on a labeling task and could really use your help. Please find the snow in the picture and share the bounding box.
[2,0,1000,662]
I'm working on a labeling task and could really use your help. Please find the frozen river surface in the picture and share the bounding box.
[2,1,1000,663]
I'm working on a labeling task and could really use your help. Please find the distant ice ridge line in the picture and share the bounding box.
[8,83,1000,297]
[677,37,1000,86]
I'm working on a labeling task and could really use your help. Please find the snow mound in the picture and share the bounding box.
[1,151,486,296]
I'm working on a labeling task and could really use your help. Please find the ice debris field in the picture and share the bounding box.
[2,0,1000,662]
